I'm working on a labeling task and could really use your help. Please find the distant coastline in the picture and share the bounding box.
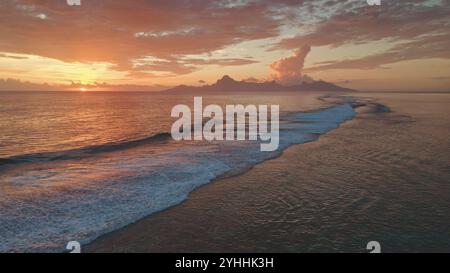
[0,76,354,93]
[163,75,355,93]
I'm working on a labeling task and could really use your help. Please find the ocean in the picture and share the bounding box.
[0,91,360,252]
[86,92,450,253]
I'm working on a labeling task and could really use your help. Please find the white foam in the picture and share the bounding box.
[0,103,356,252]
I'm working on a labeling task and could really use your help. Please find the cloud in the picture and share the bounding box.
[130,60,198,77]
[0,53,29,60]
[273,0,450,70]
[270,45,312,85]
[306,34,450,72]
[1,0,449,85]
[429,76,450,80]
[185,58,258,66]
[0,0,280,77]
[125,57,258,78]
[0,78,165,92]
[242,77,264,83]
[275,1,450,48]
[0,78,57,91]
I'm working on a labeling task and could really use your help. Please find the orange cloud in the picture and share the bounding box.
[0,0,279,78]
[1,0,449,91]
[270,45,311,85]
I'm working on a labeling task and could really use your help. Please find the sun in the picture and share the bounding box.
[79,87,88,92]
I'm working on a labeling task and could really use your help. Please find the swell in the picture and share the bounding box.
[76,99,368,252]
[0,97,391,252]
[0,132,171,167]
[0,97,388,168]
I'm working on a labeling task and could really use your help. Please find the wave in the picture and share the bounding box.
[1,96,388,168]
[0,132,172,167]
[0,96,389,252]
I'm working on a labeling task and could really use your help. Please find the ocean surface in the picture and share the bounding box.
[0,91,360,252]
[86,92,450,253]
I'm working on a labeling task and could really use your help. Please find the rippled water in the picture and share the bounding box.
[2,91,448,253]
[86,92,450,253]
[0,91,354,252]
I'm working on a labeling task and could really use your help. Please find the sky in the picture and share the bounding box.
[0,0,449,91]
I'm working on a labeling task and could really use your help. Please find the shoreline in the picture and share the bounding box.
[1,93,360,253]
[85,118,363,253]
[85,92,450,252]
[84,98,371,253]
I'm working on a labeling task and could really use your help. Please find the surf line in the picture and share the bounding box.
[171,97,279,152]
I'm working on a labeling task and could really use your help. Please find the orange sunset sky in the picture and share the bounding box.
[0,0,449,91]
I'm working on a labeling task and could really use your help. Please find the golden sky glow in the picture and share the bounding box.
[0,0,449,91]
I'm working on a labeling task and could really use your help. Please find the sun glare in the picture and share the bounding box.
[80,87,88,92]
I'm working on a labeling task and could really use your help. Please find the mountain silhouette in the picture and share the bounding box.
[164,75,355,93]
